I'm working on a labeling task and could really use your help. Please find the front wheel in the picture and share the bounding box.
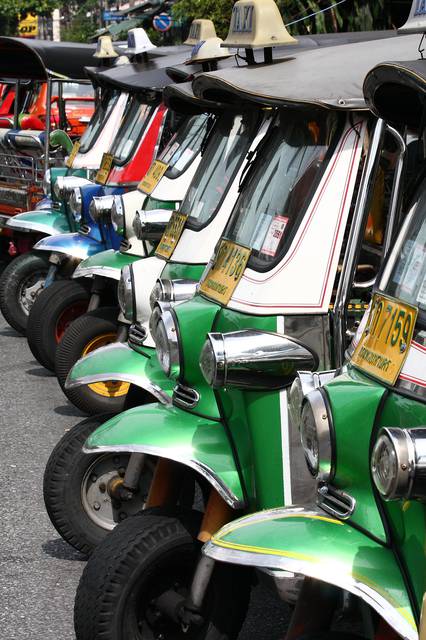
[55,306,129,415]
[74,511,251,640]
[26,278,90,370]
[0,251,50,334]
[43,414,154,556]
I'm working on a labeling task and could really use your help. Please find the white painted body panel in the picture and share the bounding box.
[226,117,367,315]
[132,255,165,347]
[71,93,129,170]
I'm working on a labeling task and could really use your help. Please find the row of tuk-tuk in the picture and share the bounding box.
[1,0,425,638]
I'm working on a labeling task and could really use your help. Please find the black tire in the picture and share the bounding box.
[297,635,365,639]
[43,414,154,556]
[74,510,251,640]
[55,306,127,416]
[0,251,50,335]
[26,279,90,371]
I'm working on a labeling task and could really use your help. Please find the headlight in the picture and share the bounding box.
[111,195,124,234]
[117,265,134,322]
[54,175,92,200]
[151,305,180,377]
[133,209,172,241]
[200,330,318,390]
[149,278,198,310]
[300,388,334,481]
[289,371,336,431]
[371,427,426,500]
[43,169,51,196]
[69,188,82,222]
[89,195,115,224]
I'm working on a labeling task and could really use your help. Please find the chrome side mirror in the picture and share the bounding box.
[133,208,173,240]
[200,330,318,390]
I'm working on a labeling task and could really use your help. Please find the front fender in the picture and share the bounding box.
[6,209,70,236]
[33,232,103,260]
[204,506,417,640]
[66,342,173,404]
[73,249,142,280]
[84,401,245,509]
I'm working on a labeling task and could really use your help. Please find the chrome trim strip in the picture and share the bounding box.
[73,265,121,280]
[82,443,245,509]
[67,372,171,405]
[202,542,416,640]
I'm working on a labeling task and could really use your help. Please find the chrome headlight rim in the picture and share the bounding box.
[111,195,125,234]
[89,195,114,225]
[69,187,83,222]
[53,175,64,199]
[117,264,135,322]
[300,387,335,483]
[149,278,198,310]
[43,169,51,197]
[151,305,181,378]
[371,427,415,501]
[199,333,225,388]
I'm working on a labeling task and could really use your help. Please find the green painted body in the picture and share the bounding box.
[68,342,175,400]
[85,401,245,507]
[9,208,69,235]
[160,262,205,281]
[76,248,142,276]
[207,508,416,639]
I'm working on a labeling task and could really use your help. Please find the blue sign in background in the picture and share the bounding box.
[103,11,126,22]
[153,13,173,31]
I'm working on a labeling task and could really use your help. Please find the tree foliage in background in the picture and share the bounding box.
[0,0,61,35]
[60,0,98,42]
[173,0,390,39]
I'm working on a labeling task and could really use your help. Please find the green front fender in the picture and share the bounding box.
[66,342,174,405]
[6,209,69,236]
[204,506,417,640]
[84,401,245,509]
[73,249,142,280]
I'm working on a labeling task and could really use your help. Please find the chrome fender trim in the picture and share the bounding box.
[203,506,417,640]
[83,440,245,510]
[73,264,121,280]
[6,217,64,235]
[65,342,171,406]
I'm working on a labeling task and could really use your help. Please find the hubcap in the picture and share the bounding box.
[18,272,47,315]
[55,301,88,342]
[81,333,130,398]
[81,453,152,530]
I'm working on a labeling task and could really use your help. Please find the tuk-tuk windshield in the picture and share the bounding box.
[79,88,121,154]
[222,109,343,271]
[159,113,212,180]
[110,95,156,165]
[181,111,260,229]
[380,192,426,326]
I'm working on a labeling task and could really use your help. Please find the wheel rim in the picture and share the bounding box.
[124,547,205,640]
[81,333,130,398]
[55,301,88,342]
[81,453,152,531]
[18,270,47,315]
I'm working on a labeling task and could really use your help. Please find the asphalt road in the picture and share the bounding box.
[0,310,291,640]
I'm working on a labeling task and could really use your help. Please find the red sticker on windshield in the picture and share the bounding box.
[260,216,289,257]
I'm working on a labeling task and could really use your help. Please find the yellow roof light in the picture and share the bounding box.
[222,0,297,49]
[184,19,217,45]
[93,35,119,59]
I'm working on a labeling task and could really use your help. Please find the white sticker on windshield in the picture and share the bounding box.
[162,141,180,164]
[402,242,425,295]
[122,139,133,158]
[174,147,194,171]
[260,216,289,257]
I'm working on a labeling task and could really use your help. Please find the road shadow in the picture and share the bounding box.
[26,366,55,377]
[54,404,85,418]
[0,327,24,338]
[42,539,86,562]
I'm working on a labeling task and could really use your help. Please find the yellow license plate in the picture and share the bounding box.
[66,141,80,168]
[138,160,169,195]
[95,152,114,185]
[199,239,251,305]
[352,293,418,385]
[155,211,188,259]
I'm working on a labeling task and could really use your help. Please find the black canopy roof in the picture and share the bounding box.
[163,81,224,115]
[363,59,426,128]
[0,38,96,80]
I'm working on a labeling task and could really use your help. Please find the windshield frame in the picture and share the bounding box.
[219,107,345,274]
[180,108,262,234]
[109,94,158,167]
[78,87,121,155]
